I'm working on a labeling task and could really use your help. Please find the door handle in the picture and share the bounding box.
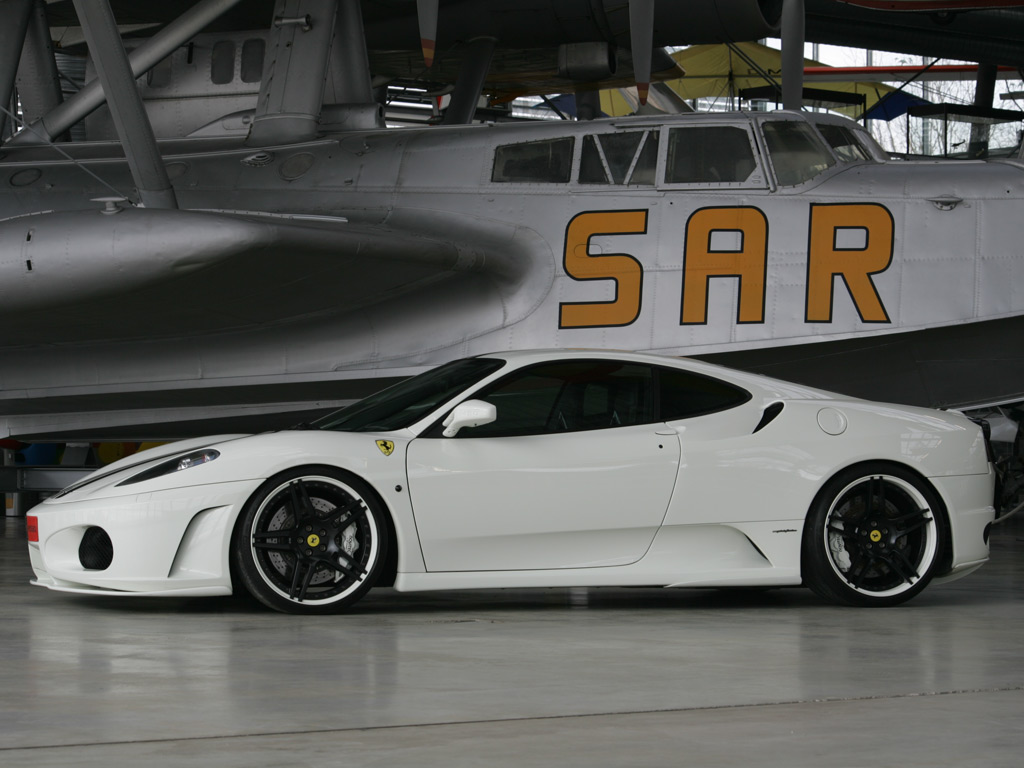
[927,195,963,211]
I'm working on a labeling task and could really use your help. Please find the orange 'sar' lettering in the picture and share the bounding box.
[681,207,768,325]
[559,210,647,328]
[806,204,893,323]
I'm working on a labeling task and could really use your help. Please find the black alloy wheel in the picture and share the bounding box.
[803,463,947,607]
[233,467,388,614]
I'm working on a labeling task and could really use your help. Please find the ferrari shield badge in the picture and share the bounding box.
[376,439,395,456]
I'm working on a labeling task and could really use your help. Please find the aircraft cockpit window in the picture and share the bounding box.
[579,131,659,185]
[629,133,659,184]
[492,138,574,183]
[761,121,836,186]
[816,124,872,163]
[579,137,607,183]
[665,127,757,184]
[211,40,236,85]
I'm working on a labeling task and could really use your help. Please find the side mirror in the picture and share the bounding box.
[442,399,497,437]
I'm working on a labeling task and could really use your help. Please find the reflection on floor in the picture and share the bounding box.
[1,513,1022,767]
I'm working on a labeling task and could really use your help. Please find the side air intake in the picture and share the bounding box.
[753,402,784,433]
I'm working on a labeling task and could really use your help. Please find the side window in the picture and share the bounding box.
[461,361,654,437]
[761,120,836,186]
[210,40,236,85]
[579,131,659,185]
[816,123,872,163]
[579,136,607,184]
[491,138,574,183]
[240,39,266,83]
[658,367,751,421]
[666,126,757,184]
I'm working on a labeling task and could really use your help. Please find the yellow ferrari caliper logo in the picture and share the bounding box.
[376,439,395,456]
[307,534,321,547]
[870,530,882,543]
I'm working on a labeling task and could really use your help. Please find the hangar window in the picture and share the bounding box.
[492,137,574,183]
[211,40,236,85]
[579,131,659,185]
[761,120,836,186]
[461,361,654,437]
[665,126,757,184]
[657,367,751,421]
[241,39,265,83]
[816,123,873,163]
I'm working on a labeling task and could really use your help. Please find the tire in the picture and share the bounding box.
[232,467,389,614]
[802,463,947,607]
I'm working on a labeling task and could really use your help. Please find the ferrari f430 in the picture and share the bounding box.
[26,350,995,612]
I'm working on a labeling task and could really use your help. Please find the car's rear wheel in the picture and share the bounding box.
[233,467,388,614]
[803,463,946,607]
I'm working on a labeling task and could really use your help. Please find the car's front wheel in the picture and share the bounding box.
[803,463,947,607]
[233,467,389,614]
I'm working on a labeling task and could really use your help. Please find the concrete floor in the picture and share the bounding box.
[1,514,1022,767]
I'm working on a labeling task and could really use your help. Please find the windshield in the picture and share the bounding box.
[313,357,506,433]
[761,120,836,186]
[816,123,873,163]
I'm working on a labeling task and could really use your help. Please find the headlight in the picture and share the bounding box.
[117,449,221,486]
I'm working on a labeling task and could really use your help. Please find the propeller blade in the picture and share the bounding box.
[629,0,654,105]
[417,0,439,67]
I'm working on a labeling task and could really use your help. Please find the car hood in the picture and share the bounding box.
[44,434,250,501]
[42,429,411,503]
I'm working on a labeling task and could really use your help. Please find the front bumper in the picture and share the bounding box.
[28,479,261,596]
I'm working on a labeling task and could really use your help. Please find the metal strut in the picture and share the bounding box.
[331,0,374,105]
[7,0,244,147]
[968,63,998,158]
[16,0,65,133]
[0,0,33,140]
[247,0,339,146]
[72,0,177,209]
[781,0,806,111]
[442,37,497,125]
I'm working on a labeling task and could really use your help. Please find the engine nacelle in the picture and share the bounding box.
[557,42,617,81]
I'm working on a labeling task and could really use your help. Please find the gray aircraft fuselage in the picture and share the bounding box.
[1,109,1023,439]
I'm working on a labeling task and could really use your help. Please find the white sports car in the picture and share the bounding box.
[26,350,996,612]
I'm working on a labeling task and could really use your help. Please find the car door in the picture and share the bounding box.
[406,360,681,572]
